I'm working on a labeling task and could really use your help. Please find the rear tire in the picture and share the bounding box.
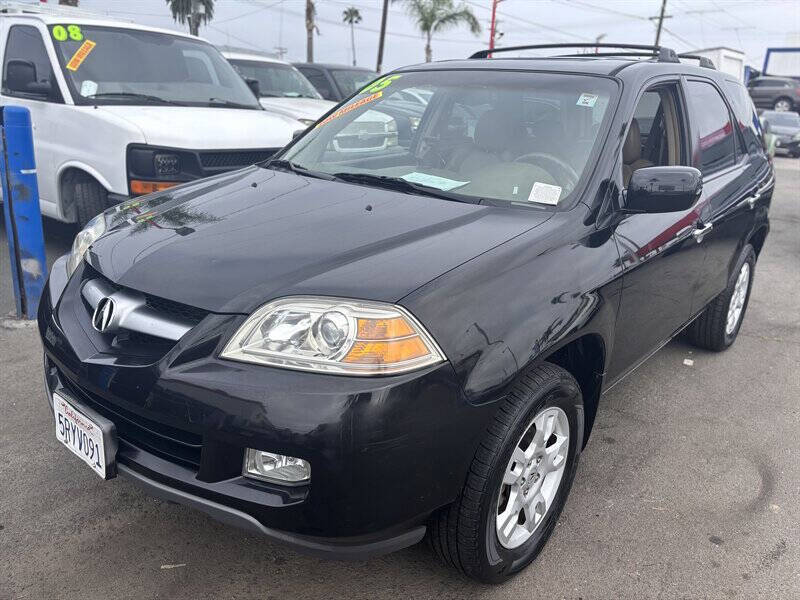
[687,245,756,351]
[429,363,583,583]
[74,177,108,227]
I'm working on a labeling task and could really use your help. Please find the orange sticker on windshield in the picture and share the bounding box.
[317,91,383,127]
[66,40,96,71]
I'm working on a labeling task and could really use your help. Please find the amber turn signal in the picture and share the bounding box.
[129,179,179,196]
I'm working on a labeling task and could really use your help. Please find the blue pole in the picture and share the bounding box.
[1,106,48,320]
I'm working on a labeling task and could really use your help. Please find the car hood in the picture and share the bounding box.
[87,167,551,314]
[96,105,301,149]
[257,97,336,121]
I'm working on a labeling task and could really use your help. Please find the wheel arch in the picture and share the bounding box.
[540,332,606,447]
[748,224,769,258]
[57,164,111,223]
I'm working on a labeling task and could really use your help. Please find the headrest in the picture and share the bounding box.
[623,118,641,163]
[474,109,519,153]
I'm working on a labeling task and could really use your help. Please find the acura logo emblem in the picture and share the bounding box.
[92,297,116,332]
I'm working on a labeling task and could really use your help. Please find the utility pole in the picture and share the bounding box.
[305,0,315,62]
[652,0,669,48]
[488,0,503,57]
[376,0,389,73]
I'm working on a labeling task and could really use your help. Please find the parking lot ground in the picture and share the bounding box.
[1,158,799,600]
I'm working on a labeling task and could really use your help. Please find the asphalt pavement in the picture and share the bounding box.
[1,158,798,599]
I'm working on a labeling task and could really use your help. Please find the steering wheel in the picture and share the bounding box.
[513,152,580,191]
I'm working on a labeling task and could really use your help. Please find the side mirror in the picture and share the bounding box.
[245,78,260,98]
[5,59,55,99]
[6,59,36,91]
[625,166,702,213]
[292,129,305,139]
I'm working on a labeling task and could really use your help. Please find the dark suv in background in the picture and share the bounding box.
[40,43,773,583]
[747,75,800,112]
[293,62,377,102]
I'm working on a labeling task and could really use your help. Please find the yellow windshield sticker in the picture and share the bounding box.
[52,25,84,42]
[360,75,402,95]
[317,91,383,127]
[66,40,96,71]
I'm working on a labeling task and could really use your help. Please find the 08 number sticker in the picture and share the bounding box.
[52,25,84,42]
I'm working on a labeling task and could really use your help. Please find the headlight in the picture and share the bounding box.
[220,297,445,375]
[65,213,106,277]
[298,118,316,127]
[408,116,421,131]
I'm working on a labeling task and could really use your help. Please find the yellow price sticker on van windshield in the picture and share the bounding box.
[66,40,96,71]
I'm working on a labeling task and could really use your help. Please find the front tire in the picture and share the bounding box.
[773,97,793,112]
[687,245,756,351]
[429,363,583,583]
[74,176,108,227]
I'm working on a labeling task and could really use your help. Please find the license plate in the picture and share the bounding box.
[54,393,112,479]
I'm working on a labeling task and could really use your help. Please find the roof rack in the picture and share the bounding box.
[0,0,129,21]
[470,43,680,63]
[677,53,716,69]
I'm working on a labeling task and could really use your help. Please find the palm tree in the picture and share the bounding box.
[165,0,214,37]
[400,0,481,63]
[342,7,363,67]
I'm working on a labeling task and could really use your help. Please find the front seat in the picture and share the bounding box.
[622,118,653,186]
[445,109,525,175]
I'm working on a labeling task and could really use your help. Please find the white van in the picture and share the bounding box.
[221,49,336,125]
[0,3,302,225]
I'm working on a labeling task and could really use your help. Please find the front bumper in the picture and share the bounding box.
[39,257,494,559]
[774,137,800,154]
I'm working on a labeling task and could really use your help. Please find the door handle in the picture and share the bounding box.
[692,222,713,243]
[747,192,760,210]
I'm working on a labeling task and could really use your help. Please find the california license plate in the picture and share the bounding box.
[53,392,115,479]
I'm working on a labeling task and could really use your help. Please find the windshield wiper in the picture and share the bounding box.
[207,98,258,109]
[331,172,479,204]
[86,92,186,106]
[266,159,337,181]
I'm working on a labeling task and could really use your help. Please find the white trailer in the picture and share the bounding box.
[690,47,745,81]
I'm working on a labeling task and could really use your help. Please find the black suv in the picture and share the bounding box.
[39,44,773,583]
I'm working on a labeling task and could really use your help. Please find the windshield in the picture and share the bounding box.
[48,24,260,108]
[281,70,618,208]
[331,69,377,97]
[229,59,321,99]
[766,112,800,127]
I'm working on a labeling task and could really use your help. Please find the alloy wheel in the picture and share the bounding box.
[774,99,792,112]
[726,262,750,335]
[495,406,569,549]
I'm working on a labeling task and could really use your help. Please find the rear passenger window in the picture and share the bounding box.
[725,81,763,155]
[686,80,735,174]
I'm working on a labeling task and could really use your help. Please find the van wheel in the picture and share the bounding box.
[429,363,583,583]
[74,177,108,227]
[687,245,756,351]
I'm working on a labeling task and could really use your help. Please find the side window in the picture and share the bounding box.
[298,68,334,100]
[725,81,762,156]
[2,25,61,101]
[686,80,736,175]
[622,84,685,186]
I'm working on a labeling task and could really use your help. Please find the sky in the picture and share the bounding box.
[41,0,800,72]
